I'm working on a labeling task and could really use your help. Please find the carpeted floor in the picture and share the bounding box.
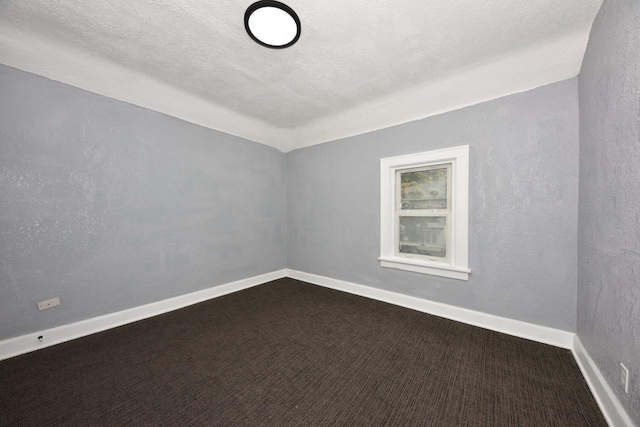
[0,278,606,426]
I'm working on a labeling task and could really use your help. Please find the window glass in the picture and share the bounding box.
[399,167,448,210]
[399,216,447,258]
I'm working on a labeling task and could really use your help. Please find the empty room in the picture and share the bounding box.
[0,0,638,426]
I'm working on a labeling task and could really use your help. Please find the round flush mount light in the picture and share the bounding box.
[244,1,301,49]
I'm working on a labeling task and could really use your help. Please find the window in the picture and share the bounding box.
[380,145,470,280]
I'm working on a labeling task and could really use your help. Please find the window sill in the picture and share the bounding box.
[378,257,471,281]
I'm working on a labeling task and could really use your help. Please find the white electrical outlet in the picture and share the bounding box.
[37,297,60,311]
[620,363,629,394]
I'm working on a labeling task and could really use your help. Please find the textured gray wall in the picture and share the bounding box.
[578,0,640,422]
[0,65,287,341]
[288,79,579,332]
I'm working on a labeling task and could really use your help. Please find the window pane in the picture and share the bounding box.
[399,216,446,258]
[400,167,448,209]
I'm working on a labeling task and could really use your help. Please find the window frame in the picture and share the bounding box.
[379,145,470,281]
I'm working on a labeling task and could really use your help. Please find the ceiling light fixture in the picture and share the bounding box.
[244,1,301,49]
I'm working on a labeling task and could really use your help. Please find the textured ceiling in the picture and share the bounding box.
[0,0,602,152]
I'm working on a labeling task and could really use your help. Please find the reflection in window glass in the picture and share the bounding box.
[399,217,446,258]
[400,167,448,210]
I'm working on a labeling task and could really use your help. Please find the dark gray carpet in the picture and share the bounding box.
[0,278,606,426]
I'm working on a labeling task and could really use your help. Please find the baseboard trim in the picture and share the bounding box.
[571,336,635,427]
[2,268,628,426]
[0,269,287,361]
[286,269,574,349]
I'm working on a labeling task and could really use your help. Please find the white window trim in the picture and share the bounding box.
[379,145,470,281]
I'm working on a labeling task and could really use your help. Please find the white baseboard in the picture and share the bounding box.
[286,269,574,349]
[0,269,287,361]
[2,267,628,426]
[572,336,635,427]
[285,270,635,425]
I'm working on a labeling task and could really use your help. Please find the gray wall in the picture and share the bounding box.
[578,0,640,422]
[288,78,579,332]
[0,65,287,341]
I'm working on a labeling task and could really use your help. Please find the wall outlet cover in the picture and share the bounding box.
[37,297,61,311]
[620,363,629,394]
